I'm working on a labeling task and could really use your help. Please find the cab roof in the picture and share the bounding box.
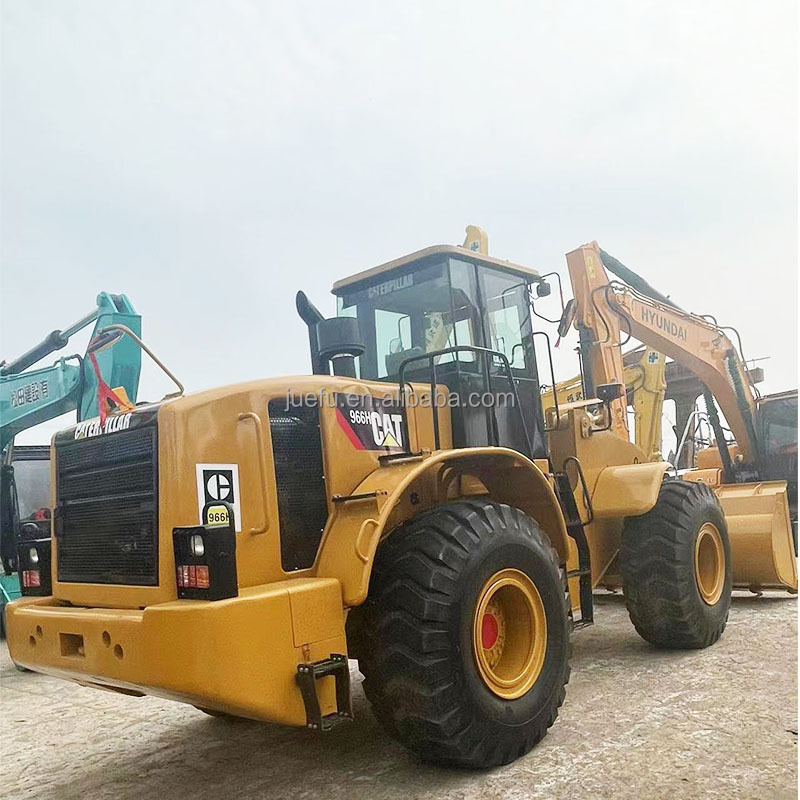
[331,244,541,295]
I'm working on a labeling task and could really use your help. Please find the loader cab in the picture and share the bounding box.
[332,246,551,459]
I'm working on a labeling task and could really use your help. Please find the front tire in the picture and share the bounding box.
[620,480,731,649]
[357,499,570,768]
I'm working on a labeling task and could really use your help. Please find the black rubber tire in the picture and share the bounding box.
[357,499,570,768]
[619,480,731,649]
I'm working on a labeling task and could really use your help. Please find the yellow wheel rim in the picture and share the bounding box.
[694,522,725,605]
[472,568,547,699]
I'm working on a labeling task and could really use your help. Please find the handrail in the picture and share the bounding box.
[396,344,533,459]
[237,412,270,534]
[532,331,560,432]
[89,324,184,399]
[671,409,710,474]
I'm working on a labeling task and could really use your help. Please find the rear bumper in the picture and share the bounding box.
[6,578,347,726]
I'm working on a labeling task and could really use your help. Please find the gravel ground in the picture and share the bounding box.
[1,592,796,800]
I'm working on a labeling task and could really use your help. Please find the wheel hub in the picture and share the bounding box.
[480,608,500,650]
[694,522,725,605]
[472,568,546,699]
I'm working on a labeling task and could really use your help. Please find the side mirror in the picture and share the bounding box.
[595,382,624,403]
[557,299,577,339]
[587,382,625,434]
[535,281,551,298]
[87,328,125,354]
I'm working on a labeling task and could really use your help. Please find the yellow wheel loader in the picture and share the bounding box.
[5,229,780,768]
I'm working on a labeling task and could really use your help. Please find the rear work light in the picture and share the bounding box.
[17,538,52,597]
[22,570,41,588]
[173,501,238,600]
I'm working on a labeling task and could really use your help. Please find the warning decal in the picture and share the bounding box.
[335,394,406,452]
[196,463,242,532]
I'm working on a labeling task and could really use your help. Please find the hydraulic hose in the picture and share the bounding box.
[598,249,682,311]
[703,387,734,482]
[726,350,761,467]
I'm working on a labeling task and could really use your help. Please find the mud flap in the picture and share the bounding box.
[713,481,797,592]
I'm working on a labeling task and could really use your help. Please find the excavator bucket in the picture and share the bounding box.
[714,481,797,592]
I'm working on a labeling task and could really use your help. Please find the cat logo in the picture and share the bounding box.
[195,464,242,532]
[335,394,406,452]
[372,413,403,448]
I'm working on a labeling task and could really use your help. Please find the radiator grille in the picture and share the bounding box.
[268,401,328,571]
[55,422,158,585]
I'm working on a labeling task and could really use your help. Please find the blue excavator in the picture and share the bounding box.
[0,294,142,630]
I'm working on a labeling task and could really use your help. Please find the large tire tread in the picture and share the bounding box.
[620,480,731,649]
[357,499,570,768]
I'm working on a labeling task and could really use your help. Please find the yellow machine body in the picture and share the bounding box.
[8,369,598,723]
[7,380,666,722]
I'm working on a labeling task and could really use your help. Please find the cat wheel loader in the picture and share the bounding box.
[5,229,778,768]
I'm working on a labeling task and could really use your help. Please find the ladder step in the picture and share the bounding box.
[295,654,353,732]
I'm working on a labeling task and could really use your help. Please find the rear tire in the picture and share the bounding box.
[357,499,570,768]
[620,480,731,649]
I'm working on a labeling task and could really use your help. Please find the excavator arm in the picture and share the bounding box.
[0,293,141,451]
[565,242,760,472]
[0,294,142,588]
[563,241,796,592]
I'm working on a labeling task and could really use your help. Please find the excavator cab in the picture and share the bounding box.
[333,246,554,459]
[759,392,798,494]
[758,390,798,552]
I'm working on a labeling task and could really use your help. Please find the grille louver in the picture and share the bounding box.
[268,401,328,571]
[55,422,158,585]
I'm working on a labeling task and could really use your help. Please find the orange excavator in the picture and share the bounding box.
[560,242,797,592]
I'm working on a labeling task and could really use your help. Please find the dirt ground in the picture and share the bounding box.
[1,592,796,800]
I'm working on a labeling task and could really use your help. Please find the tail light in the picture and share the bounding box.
[172,502,238,600]
[17,539,52,596]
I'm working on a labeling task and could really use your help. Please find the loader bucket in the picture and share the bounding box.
[715,481,797,592]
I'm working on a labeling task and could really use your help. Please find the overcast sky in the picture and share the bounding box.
[2,1,797,445]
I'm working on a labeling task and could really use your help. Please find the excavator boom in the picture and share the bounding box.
[564,242,796,592]
[565,243,759,467]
